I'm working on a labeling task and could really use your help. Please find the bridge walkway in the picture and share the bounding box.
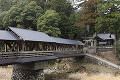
[0,50,84,65]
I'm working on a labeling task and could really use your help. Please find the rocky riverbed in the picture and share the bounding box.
[44,62,120,80]
[0,63,120,80]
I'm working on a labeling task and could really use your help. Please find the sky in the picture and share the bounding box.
[68,0,85,9]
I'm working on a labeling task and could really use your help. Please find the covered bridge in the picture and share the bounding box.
[0,27,84,52]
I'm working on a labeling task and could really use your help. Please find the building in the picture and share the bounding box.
[93,33,115,46]
[83,33,115,47]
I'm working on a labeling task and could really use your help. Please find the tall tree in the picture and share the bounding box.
[2,1,28,28]
[50,0,72,17]
[2,1,43,30]
[37,10,61,37]
[69,11,89,39]
[50,0,73,38]
[20,1,43,30]
[0,0,14,11]
[0,11,8,29]
[77,0,99,36]
[95,0,120,38]
[15,0,51,11]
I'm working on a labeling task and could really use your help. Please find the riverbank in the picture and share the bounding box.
[44,63,120,80]
[0,63,120,80]
[0,67,12,80]
[69,72,120,80]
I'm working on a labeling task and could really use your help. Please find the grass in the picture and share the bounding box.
[69,72,120,80]
[69,63,120,80]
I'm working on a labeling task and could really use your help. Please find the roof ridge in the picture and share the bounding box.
[9,27,46,34]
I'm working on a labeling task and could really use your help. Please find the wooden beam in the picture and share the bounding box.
[0,41,3,52]
[22,42,24,51]
[5,42,7,52]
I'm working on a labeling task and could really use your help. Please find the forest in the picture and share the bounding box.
[0,0,120,40]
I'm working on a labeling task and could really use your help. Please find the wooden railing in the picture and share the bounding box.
[0,50,82,59]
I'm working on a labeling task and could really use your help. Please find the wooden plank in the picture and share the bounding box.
[0,50,82,59]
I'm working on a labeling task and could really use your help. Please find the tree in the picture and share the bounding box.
[113,41,120,59]
[95,0,120,38]
[50,0,72,17]
[2,1,43,30]
[2,1,28,28]
[0,0,14,11]
[49,0,73,38]
[0,11,8,29]
[77,0,99,36]
[20,1,43,30]
[69,11,89,39]
[37,10,61,37]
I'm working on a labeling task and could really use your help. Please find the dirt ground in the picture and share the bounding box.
[69,63,120,80]
[0,67,12,80]
[0,63,120,80]
[69,72,120,80]
[96,51,120,65]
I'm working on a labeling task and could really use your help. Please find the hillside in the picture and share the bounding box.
[96,51,120,65]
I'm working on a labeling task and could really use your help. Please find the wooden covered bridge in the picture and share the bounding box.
[0,27,84,64]
[0,27,85,80]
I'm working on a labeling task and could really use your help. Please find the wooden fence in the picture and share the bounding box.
[0,50,82,59]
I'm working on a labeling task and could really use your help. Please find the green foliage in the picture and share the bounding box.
[2,1,43,30]
[37,10,61,37]
[95,0,120,35]
[66,12,81,39]
[113,41,120,59]
[2,1,28,28]
[21,1,44,30]
[75,0,99,37]
[0,0,87,39]
[50,0,72,17]
[0,0,13,11]
[49,0,74,38]
[67,11,89,39]
[0,11,8,29]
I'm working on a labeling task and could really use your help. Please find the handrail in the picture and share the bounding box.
[0,50,82,59]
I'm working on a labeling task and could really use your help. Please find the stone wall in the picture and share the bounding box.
[11,68,44,80]
[84,54,118,69]
[83,46,115,54]
[96,47,114,52]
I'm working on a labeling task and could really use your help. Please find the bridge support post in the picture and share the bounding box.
[11,61,48,80]
[11,68,44,80]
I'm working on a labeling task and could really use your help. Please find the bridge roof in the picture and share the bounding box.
[8,27,56,42]
[52,37,84,45]
[6,27,84,45]
[0,30,18,41]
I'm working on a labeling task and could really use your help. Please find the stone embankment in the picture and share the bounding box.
[84,53,120,69]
